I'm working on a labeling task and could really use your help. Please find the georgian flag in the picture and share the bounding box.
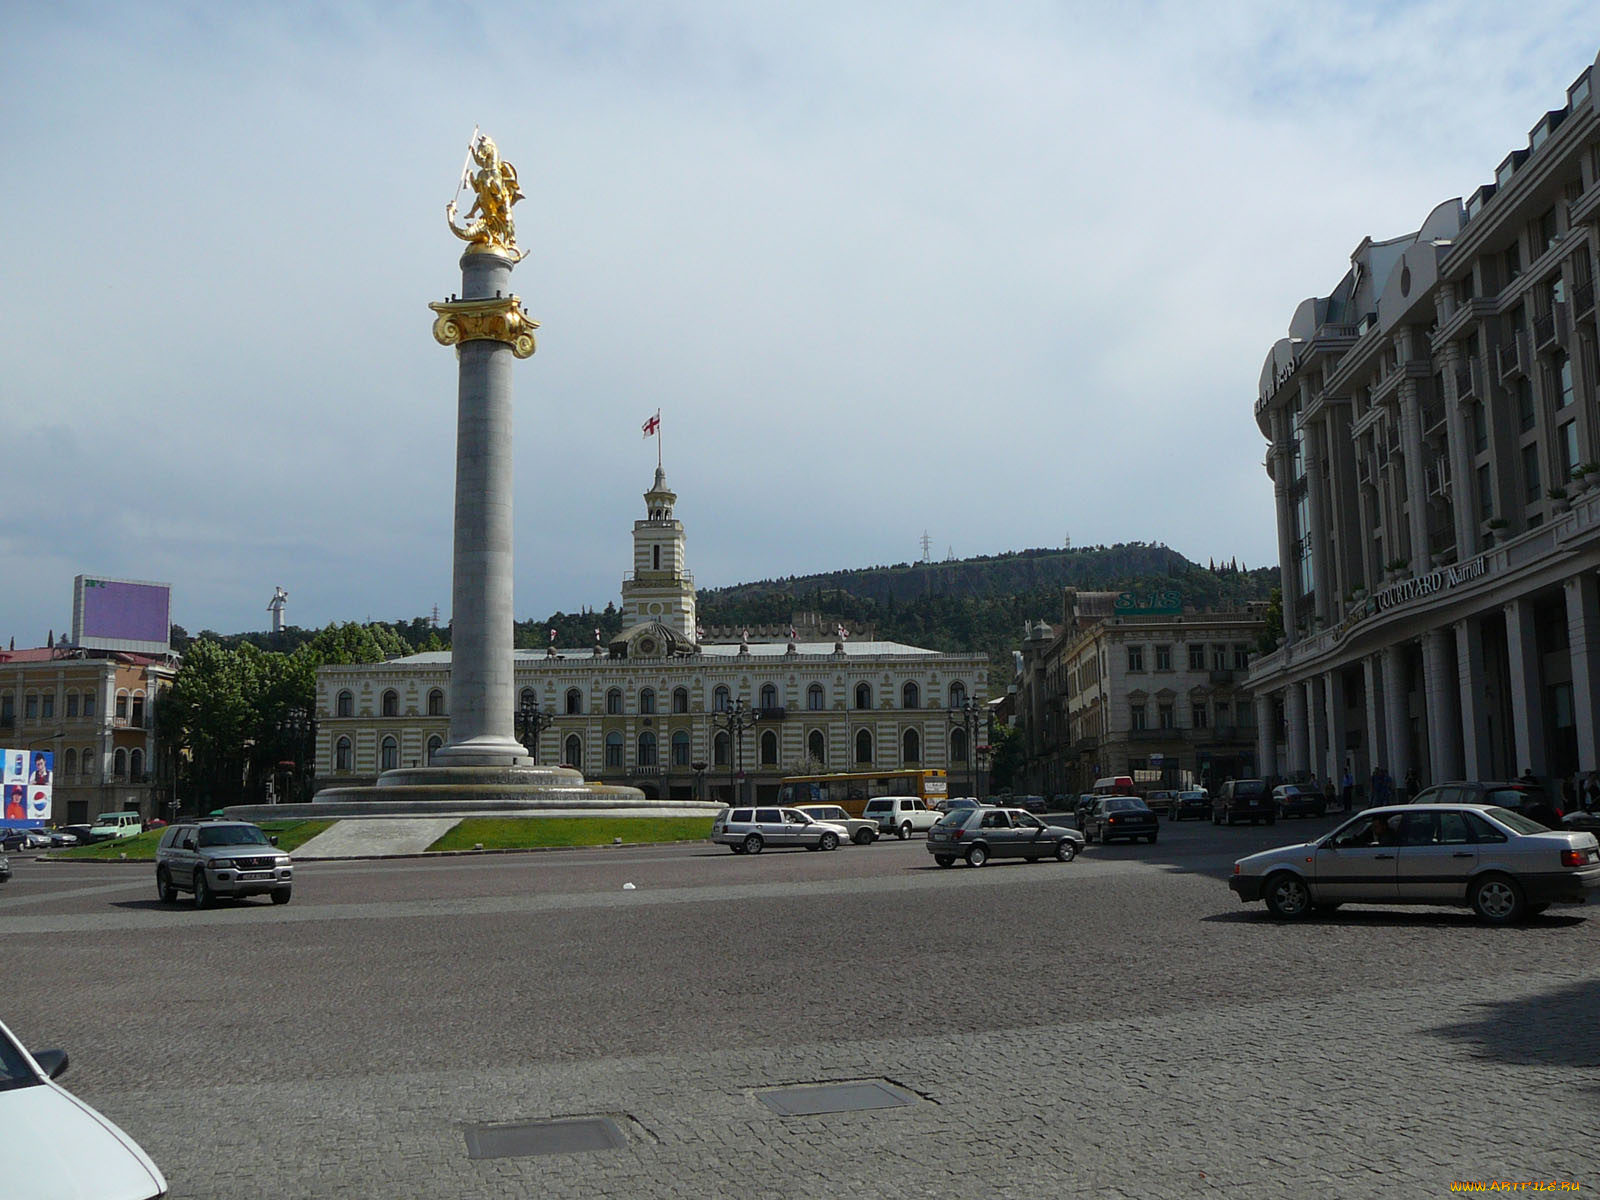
[642,410,661,437]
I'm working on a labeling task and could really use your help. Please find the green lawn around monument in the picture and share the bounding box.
[428,817,714,852]
[48,820,334,862]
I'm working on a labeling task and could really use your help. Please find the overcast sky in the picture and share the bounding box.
[4,2,1598,644]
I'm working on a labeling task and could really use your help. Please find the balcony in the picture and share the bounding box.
[754,706,787,721]
[1454,361,1479,403]
[1533,304,1567,352]
[1497,334,1528,381]
[1576,279,1596,319]
[1420,400,1445,435]
[1425,462,1451,498]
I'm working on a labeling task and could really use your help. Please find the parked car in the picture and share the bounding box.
[925,806,1084,867]
[1229,803,1600,923]
[47,828,80,847]
[1213,779,1274,826]
[0,830,27,852]
[1146,790,1177,816]
[1408,781,1562,828]
[1074,794,1099,831]
[156,821,294,907]
[61,824,95,849]
[1083,797,1159,844]
[1169,790,1210,821]
[1014,795,1050,814]
[711,807,849,854]
[861,796,940,839]
[794,804,879,845]
[935,796,982,815]
[0,1015,168,1199]
[1273,784,1326,819]
[88,812,144,843]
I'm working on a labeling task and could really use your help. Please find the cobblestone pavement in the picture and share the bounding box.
[5,820,1599,1198]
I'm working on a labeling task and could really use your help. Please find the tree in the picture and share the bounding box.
[987,723,1024,791]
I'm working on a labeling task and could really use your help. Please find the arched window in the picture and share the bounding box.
[854,729,873,763]
[951,727,968,763]
[713,730,730,766]
[565,687,583,715]
[653,544,661,570]
[131,691,146,727]
[807,729,826,765]
[760,730,778,765]
[949,681,967,708]
[672,687,689,713]
[564,734,583,768]
[807,684,825,711]
[902,728,920,763]
[854,683,872,710]
[638,732,657,767]
[130,748,145,780]
[380,736,399,771]
[115,690,129,719]
[82,751,97,782]
[671,730,691,766]
[605,731,623,767]
[902,681,920,710]
[713,686,731,712]
[759,683,778,710]
[519,687,535,713]
[427,688,445,716]
[336,737,353,771]
[606,688,623,715]
[113,748,127,779]
[426,736,443,764]
[336,690,354,717]
[381,689,399,717]
[640,688,656,715]
[64,748,77,779]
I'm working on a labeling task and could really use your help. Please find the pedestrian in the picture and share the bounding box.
[1323,777,1337,812]
[1403,767,1419,804]
[1341,767,1354,813]
[1369,765,1384,809]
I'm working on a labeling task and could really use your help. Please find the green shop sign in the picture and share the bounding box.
[1114,590,1182,615]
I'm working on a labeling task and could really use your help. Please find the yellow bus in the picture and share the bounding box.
[777,769,949,818]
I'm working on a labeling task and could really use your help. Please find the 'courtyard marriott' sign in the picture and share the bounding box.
[1332,555,1490,642]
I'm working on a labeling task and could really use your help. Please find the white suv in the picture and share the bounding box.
[862,796,939,839]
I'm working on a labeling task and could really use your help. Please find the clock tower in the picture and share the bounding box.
[620,466,697,641]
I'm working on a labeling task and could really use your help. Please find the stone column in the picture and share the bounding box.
[1456,618,1494,779]
[1398,379,1430,570]
[1566,573,1600,772]
[1323,670,1347,785]
[1504,598,1547,776]
[1421,628,1462,784]
[1383,644,1412,781]
[1272,417,1299,645]
[1304,418,1330,624]
[1257,692,1279,779]
[1363,654,1386,784]
[1306,677,1327,782]
[1285,682,1309,777]
[433,250,535,766]
[1440,343,1480,555]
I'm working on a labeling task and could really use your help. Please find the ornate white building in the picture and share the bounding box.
[314,468,989,802]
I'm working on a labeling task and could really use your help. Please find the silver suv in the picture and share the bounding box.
[156,821,293,907]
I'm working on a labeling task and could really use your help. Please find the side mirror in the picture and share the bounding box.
[269,836,279,846]
[31,1048,68,1080]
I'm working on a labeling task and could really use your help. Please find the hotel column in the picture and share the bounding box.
[1272,411,1300,645]
[1382,644,1412,782]
[1285,682,1309,777]
[1363,654,1386,784]
[1456,618,1494,778]
[1440,343,1480,554]
[1565,573,1600,772]
[1257,692,1279,779]
[1397,360,1430,572]
[1304,417,1331,624]
[1421,628,1462,784]
[1307,677,1327,782]
[1503,598,1547,775]
[1323,671,1347,786]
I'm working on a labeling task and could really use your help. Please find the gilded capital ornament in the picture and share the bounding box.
[428,295,539,358]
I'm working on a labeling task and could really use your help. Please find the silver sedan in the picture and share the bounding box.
[926,806,1084,868]
[1229,803,1600,924]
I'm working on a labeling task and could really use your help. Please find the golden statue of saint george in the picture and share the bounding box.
[446,132,526,259]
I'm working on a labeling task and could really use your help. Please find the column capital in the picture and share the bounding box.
[429,295,539,358]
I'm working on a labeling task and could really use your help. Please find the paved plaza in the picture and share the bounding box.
[5,818,1599,1198]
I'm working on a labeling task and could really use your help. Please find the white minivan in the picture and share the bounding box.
[89,812,144,842]
[861,796,939,839]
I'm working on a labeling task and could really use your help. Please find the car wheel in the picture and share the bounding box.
[965,844,989,868]
[853,828,874,845]
[742,833,763,855]
[1055,839,1077,863]
[1470,873,1525,924]
[1262,872,1312,919]
[271,887,291,905]
[156,868,176,904]
[818,831,839,852]
[897,822,912,840]
[193,872,212,909]
[934,854,955,867]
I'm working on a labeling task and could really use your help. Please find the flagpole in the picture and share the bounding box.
[657,408,663,472]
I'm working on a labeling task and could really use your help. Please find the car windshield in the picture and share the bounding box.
[934,811,966,826]
[197,825,269,848]
[1232,781,1267,797]
[1105,798,1147,812]
[1482,806,1550,835]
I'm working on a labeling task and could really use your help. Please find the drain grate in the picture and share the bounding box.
[756,1080,919,1116]
[464,1116,627,1160]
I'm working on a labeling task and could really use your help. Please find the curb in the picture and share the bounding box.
[30,839,716,865]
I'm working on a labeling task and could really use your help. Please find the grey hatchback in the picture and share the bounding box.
[925,806,1084,868]
[156,821,293,907]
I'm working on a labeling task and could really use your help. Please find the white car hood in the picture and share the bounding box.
[0,1081,166,1199]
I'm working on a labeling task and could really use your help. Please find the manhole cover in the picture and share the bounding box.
[757,1080,919,1116]
[464,1116,627,1160]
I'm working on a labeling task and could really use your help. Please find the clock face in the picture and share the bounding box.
[639,638,656,656]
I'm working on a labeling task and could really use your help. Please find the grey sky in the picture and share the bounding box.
[3,2,1597,643]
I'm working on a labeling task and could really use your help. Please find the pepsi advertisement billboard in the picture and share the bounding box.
[1,749,52,828]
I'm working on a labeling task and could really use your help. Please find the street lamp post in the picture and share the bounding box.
[948,700,981,799]
[710,700,758,804]
[517,694,554,764]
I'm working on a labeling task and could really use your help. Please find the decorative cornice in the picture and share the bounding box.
[428,295,539,358]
